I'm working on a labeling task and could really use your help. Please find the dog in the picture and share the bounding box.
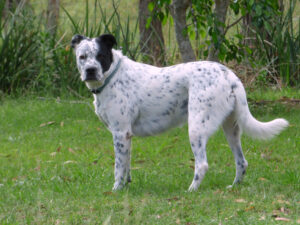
[71,34,289,191]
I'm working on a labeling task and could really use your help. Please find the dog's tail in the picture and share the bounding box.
[234,85,289,140]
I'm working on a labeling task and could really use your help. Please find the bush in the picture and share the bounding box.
[0,2,44,94]
[0,0,141,96]
[0,0,298,96]
[251,0,299,86]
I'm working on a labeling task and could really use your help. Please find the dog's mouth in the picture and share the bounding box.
[84,76,98,81]
[84,79,103,89]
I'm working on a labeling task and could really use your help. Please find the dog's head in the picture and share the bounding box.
[71,34,117,86]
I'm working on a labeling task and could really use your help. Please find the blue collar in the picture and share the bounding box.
[90,59,121,94]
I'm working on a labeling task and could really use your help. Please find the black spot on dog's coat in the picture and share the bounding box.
[95,34,117,73]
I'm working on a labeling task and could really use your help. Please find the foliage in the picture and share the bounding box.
[0,0,299,96]
[230,0,299,86]
[148,0,247,62]
[54,0,142,96]
[0,2,44,94]
[251,0,299,86]
[0,0,141,96]
[62,0,140,60]
[148,0,299,86]
[191,0,247,62]
[0,1,82,96]
[55,0,141,95]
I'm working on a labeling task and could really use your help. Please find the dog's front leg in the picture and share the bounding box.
[112,131,131,191]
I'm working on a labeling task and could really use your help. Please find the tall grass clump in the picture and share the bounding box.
[62,0,140,60]
[253,0,299,87]
[0,1,69,95]
[41,0,142,96]
[50,0,141,96]
[0,0,142,96]
[0,2,43,94]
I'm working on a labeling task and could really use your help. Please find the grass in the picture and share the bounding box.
[0,89,299,224]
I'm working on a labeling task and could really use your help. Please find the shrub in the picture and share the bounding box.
[251,0,299,86]
[0,2,43,94]
[0,0,141,96]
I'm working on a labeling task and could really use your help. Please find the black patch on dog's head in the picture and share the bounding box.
[95,34,117,73]
[71,34,86,48]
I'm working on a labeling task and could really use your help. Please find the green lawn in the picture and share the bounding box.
[0,90,299,224]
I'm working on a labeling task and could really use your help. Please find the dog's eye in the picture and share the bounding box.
[79,55,87,60]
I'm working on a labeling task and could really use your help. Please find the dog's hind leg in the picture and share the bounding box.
[222,113,248,187]
[187,108,224,191]
[188,128,209,192]
[112,131,132,190]
[187,85,235,191]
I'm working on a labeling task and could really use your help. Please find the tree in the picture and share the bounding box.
[170,0,196,62]
[139,0,165,66]
[46,0,60,36]
[207,0,230,62]
[149,0,242,63]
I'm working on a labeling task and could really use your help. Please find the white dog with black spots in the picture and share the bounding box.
[71,34,289,191]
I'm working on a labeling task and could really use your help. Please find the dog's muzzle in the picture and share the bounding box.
[85,67,98,81]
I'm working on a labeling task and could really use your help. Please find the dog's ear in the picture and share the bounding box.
[97,34,117,50]
[71,34,86,49]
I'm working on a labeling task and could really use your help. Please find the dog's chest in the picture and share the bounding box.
[93,97,110,127]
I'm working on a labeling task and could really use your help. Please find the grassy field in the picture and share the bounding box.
[0,89,299,224]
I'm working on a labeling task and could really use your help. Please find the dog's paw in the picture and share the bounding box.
[188,181,199,192]
[112,182,124,191]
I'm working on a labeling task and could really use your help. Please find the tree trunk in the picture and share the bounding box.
[278,0,284,12]
[207,0,230,62]
[242,11,255,49]
[139,0,165,66]
[47,0,60,36]
[170,0,196,63]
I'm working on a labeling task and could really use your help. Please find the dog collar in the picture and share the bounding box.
[90,59,121,95]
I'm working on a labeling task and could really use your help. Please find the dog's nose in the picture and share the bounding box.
[86,67,97,75]
[85,67,97,81]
